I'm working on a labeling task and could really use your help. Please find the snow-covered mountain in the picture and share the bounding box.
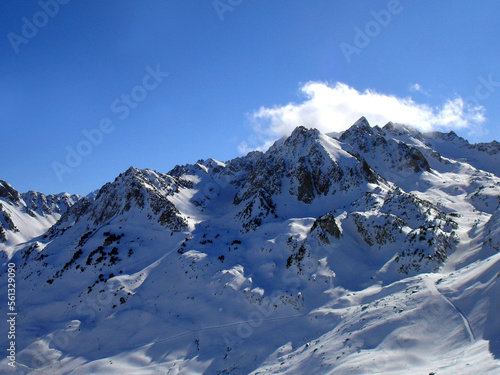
[0,180,80,257]
[1,119,500,374]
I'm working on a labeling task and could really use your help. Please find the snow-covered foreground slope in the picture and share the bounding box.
[1,120,500,374]
[251,252,500,374]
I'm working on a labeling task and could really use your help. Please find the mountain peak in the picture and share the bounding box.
[353,116,371,129]
[282,126,321,148]
[124,165,140,176]
[382,121,419,135]
[339,117,375,142]
[290,125,321,138]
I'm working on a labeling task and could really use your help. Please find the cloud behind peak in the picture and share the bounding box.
[240,81,486,153]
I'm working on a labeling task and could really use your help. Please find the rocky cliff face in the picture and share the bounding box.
[0,180,80,248]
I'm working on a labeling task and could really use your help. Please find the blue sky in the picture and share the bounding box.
[1,1,499,195]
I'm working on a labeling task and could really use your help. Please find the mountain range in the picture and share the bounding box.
[1,117,499,374]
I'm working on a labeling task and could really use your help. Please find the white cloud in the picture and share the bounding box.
[409,83,430,96]
[410,83,422,92]
[241,81,486,152]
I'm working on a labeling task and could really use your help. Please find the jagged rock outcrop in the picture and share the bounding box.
[340,118,431,174]
[0,181,80,245]
[51,167,189,235]
[310,213,341,244]
[233,126,381,231]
